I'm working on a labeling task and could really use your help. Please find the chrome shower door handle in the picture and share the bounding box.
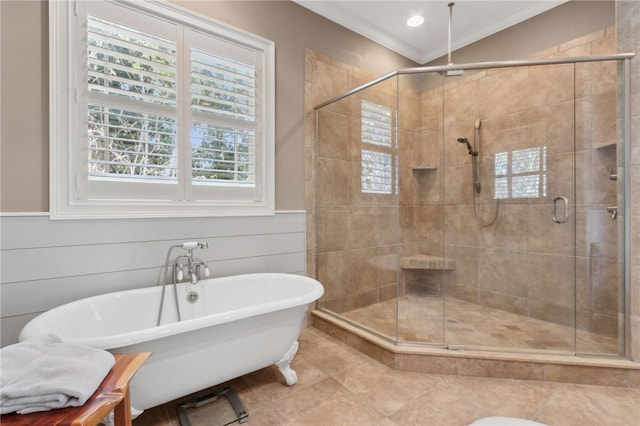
[552,196,569,223]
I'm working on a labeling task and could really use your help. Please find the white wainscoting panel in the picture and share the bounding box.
[0,211,306,346]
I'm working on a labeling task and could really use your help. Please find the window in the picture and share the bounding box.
[495,147,547,199]
[50,1,275,218]
[360,100,394,194]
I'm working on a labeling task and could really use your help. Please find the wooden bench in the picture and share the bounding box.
[1,352,150,426]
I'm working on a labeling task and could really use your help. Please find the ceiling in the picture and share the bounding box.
[294,1,567,64]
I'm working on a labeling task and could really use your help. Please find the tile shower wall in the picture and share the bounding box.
[308,25,624,346]
[310,57,404,315]
[431,27,621,343]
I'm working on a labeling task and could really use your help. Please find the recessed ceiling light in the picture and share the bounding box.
[407,15,424,27]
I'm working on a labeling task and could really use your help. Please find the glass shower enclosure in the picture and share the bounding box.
[314,54,633,357]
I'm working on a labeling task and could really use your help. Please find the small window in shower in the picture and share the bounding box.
[495,147,547,199]
[361,149,393,194]
[361,100,392,147]
[360,100,394,194]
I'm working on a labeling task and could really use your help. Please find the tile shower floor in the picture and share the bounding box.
[132,328,639,426]
[341,295,618,354]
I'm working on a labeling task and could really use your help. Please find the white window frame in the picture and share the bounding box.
[50,0,275,219]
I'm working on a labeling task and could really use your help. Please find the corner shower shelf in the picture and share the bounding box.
[411,165,438,172]
[400,255,456,271]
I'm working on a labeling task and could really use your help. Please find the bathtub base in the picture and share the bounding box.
[276,340,299,386]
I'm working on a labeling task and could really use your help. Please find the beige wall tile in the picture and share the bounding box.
[444,244,479,291]
[559,29,606,52]
[529,300,575,328]
[528,102,575,155]
[478,290,529,317]
[316,110,354,161]
[463,359,545,381]
[528,64,574,109]
[316,206,350,253]
[479,204,528,251]
[317,157,351,206]
[394,354,464,375]
[478,248,529,298]
[529,253,575,306]
[592,92,618,147]
[444,78,480,129]
[479,67,529,117]
[544,365,628,386]
[629,368,640,389]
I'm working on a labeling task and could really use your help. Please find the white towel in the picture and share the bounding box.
[0,338,115,415]
[0,334,62,388]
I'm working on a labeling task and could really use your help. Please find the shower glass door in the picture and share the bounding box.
[315,55,626,358]
[441,64,578,354]
[315,76,402,343]
[396,72,446,346]
[436,59,625,356]
[573,59,625,356]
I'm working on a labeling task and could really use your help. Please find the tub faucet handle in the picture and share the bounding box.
[179,242,200,249]
[195,262,210,279]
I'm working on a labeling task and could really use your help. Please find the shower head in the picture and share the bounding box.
[457,137,477,156]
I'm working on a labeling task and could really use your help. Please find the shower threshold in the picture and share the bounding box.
[311,306,640,388]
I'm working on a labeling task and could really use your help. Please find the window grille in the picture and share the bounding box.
[361,100,392,147]
[50,0,275,218]
[360,100,394,195]
[495,147,547,199]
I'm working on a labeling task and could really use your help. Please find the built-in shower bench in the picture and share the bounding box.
[400,254,456,270]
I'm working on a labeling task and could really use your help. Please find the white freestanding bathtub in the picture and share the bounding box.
[19,273,324,410]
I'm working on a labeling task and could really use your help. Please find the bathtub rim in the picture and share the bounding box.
[19,273,324,349]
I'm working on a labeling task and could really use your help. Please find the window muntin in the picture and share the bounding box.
[50,0,275,218]
[361,100,392,147]
[361,149,393,194]
[495,147,547,199]
[360,100,394,195]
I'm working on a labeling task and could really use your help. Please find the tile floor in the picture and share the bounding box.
[342,295,618,355]
[132,327,639,426]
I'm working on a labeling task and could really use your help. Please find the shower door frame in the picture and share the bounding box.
[314,53,635,359]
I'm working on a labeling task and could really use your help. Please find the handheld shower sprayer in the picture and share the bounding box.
[457,121,480,193]
[457,119,499,227]
[457,137,477,156]
[474,119,481,145]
